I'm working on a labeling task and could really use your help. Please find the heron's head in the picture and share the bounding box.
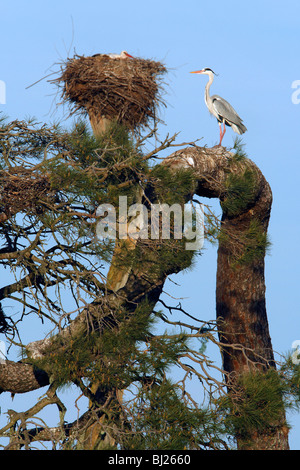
[190,68,217,76]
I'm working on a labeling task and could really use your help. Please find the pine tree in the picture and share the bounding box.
[0,57,298,450]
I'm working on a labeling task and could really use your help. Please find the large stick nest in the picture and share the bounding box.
[53,54,167,132]
[0,168,52,216]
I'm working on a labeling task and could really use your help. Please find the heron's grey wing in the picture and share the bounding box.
[211,95,245,127]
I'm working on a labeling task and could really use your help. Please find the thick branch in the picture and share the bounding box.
[0,361,49,394]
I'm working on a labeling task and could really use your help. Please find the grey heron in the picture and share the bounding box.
[190,68,247,146]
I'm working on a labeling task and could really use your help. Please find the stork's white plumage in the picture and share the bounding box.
[93,51,134,59]
[108,50,134,59]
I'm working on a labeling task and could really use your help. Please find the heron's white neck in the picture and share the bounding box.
[204,72,214,107]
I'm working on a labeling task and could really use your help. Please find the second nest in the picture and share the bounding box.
[55,54,167,132]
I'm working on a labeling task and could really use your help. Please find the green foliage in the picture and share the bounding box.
[29,301,156,389]
[40,120,146,207]
[66,120,100,167]
[122,379,224,450]
[231,137,248,162]
[218,369,286,447]
[279,354,300,411]
[239,219,271,265]
[231,218,271,266]
[28,301,231,450]
[128,240,196,281]
[67,119,142,167]
[0,114,63,166]
[150,165,196,205]
[221,167,258,217]
[30,304,192,393]
[139,330,190,378]
[27,121,140,215]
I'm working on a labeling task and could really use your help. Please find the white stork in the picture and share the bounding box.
[92,51,134,59]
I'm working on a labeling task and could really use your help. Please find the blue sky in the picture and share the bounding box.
[0,0,300,449]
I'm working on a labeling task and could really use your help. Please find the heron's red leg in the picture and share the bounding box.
[219,122,226,146]
[218,123,223,146]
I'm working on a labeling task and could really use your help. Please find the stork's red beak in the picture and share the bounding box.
[125,52,134,58]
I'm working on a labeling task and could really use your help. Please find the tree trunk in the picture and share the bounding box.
[89,113,112,138]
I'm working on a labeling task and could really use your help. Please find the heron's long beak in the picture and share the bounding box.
[190,70,203,74]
